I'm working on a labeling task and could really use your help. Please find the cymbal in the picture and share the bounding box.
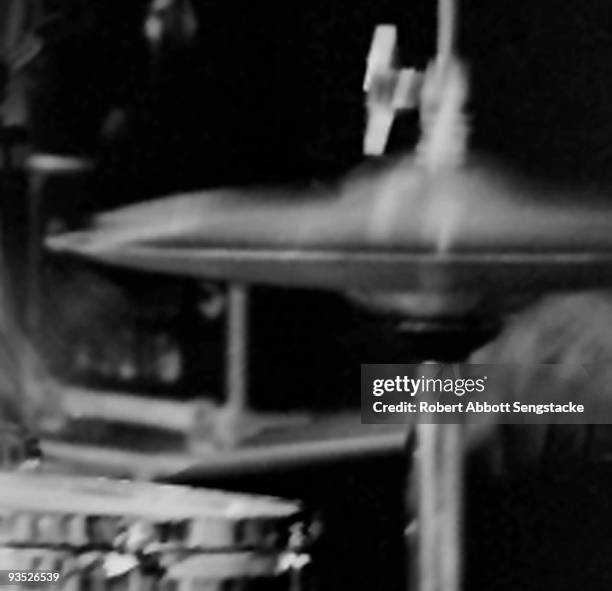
[46,155,612,295]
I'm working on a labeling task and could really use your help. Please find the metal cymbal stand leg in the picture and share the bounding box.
[411,421,464,591]
[223,282,249,447]
[205,283,309,448]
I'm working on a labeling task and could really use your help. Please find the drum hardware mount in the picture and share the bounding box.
[363,24,424,157]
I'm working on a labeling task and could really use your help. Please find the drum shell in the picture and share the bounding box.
[0,473,312,590]
[0,546,306,590]
[0,472,303,552]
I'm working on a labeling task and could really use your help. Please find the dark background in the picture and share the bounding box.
[22,0,612,196]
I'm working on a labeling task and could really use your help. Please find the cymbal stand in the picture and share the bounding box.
[196,283,309,449]
[364,1,468,590]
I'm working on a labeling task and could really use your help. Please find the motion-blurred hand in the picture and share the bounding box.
[466,291,612,471]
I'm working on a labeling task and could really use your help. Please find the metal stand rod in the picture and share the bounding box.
[26,171,44,338]
[25,155,95,338]
[414,422,464,591]
[224,283,249,440]
[436,0,458,69]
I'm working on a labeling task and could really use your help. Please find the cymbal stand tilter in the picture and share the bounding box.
[364,2,467,590]
[363,24,423,156]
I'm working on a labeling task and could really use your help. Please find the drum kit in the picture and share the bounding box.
[4,0,612,589]
[0,471,312,590]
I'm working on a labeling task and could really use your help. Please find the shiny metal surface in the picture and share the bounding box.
[46,156,612,294]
